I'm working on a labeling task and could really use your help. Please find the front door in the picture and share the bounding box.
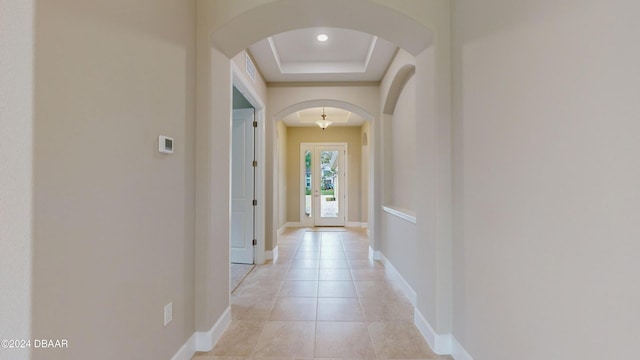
[231,109,255,264]
[301,143,347,227]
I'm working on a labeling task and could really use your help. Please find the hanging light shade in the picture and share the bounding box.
[316,107,332,130]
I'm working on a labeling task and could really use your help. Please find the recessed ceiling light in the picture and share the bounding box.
[317,34,328,42]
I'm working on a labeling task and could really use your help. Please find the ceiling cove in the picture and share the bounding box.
[249,27,397,83]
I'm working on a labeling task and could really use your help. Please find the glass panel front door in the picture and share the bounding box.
[301,143,346,227]
[304,150,312,219]
[318,149,339,220]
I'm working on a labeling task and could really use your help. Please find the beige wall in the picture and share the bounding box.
[452,1,640,359]
[377,40,453,351]
[390,75,416,211]
[0,2,34,359]
[32,1,196,359]
[276,121,288,233]
[286,126,363,223]
[360,122,370,223]
[232,50,268,104]
[378,53,421,312]
[268,85,380,118]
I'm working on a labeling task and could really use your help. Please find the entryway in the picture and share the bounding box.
[301,143,347,227]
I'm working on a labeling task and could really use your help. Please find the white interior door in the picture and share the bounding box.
[301,143,346,227]
[231,109,255,264]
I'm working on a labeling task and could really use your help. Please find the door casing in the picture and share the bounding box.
[231,64,265,266]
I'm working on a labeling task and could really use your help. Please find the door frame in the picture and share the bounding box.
[300,142,348,227]
[232,63,265,265]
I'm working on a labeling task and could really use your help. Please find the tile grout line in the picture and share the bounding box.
[342,231,383,360]
[249,229,303,359]
[312,231,323,358]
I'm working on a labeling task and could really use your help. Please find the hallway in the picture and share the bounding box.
[194,228,451,359]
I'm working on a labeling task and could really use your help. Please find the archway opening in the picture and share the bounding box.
[194,1,444,354]
[273,101,375,232]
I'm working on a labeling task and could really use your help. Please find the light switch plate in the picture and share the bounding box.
[158,136,174,154]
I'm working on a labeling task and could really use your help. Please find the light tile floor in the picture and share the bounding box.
[193,228,452,360]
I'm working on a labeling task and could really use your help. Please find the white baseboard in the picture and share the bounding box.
[379,253,416,306]
[171,333,196,360]
[368,246,381,261]
[345,222,369,228]
[284,222,366,229]
[277,223,287,236]
[283,222,367,229]
[195,306,231,352]
[414,308,453,355]
[266,246,279,262]
[378,252,462,358]
[171,307,231,360]
[452,337,474,360]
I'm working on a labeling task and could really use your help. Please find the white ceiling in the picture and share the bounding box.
[248,27,397,83]
[249,27,395,128]
[280,107,366,128]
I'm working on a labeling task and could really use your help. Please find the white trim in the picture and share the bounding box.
[277,223,288,236]
[344,222,368,228]
[414,308,453,355]
[363,36,378,70]
[452,337,474,360]
[232,62,266,265]
[368,246,381,261]
[171,333,196,360]
[273,99,375,122]
[172,307,232,360]
[267,37,283,71]
[379,253,416,306]
[375,252,457,357]
[265,245,279,262]
[382,206,416,224]
[195,307,232,352]
[299,143,314,228]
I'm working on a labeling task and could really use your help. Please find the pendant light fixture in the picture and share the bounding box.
[316,107,332,130]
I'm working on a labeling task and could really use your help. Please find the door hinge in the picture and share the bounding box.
[252,160,258,167]
[252,239,257,246]
[252,199,258,206]
[252,121,258,128]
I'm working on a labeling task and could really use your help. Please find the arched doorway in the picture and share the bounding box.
[193,0,451,355]
[273,100,375,229]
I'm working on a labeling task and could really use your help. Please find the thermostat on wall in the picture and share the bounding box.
[158,136,174,154]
